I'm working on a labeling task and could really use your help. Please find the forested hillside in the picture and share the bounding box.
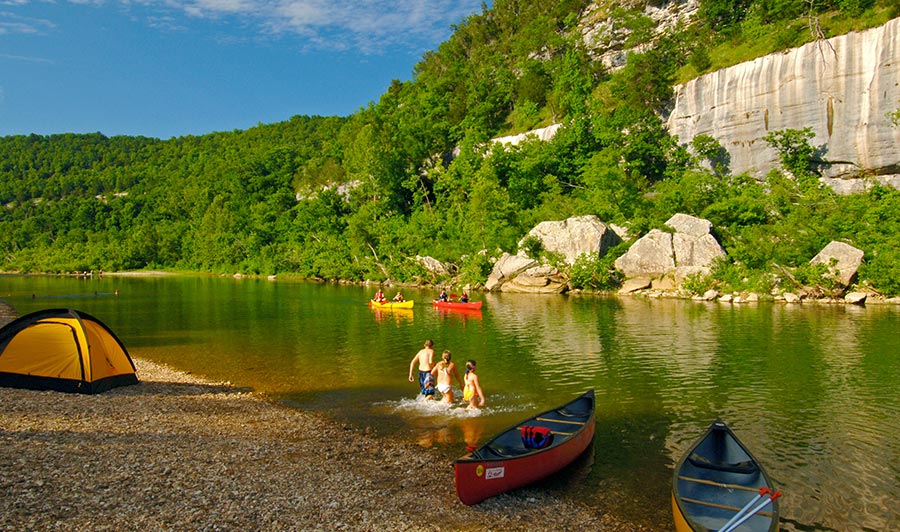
[2,0,900,295]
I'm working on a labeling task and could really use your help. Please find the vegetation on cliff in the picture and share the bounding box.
[1,0,899,295]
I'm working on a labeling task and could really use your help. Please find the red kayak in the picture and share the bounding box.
[454,389,595,505]
[432,300,482,310]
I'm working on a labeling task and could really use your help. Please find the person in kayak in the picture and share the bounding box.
[408,339,435,399]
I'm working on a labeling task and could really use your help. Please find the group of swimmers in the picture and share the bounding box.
[407,339,485,409]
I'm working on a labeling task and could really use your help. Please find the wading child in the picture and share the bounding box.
[431,350,464,404]
[463,359,485,409]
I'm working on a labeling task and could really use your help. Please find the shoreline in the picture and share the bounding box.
[0,357,656,531]
[4,269,899,305]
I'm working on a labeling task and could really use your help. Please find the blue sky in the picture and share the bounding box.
[0,1,486,139]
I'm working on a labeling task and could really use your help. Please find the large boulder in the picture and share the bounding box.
[613,229,675,278]
[666,213,713,237]
[614,214,726,283]
[809,241,864,287]
[501,265,568,294]
[519,215,622,265]
[485,253,538,291]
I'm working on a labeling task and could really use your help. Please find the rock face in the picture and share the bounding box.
[519,215,622,265]
[809,241,864,287]
[614,214,725,283]
[667,17,900,187]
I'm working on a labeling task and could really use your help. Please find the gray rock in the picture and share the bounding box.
[618,277,652,294]
[485,253,538,291]
[615,214,725,284]
[844,292,868,305]
[673,233,725,268]
[502,265,568,293]
[520,215,621,264]
[415,255,451,277]
[809,241,864,287]
[666,213,713,237]
[614,229,675,278]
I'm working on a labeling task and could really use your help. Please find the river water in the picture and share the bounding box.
[1,274,897,531]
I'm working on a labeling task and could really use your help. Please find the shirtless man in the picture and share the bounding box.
[408,339,436,399]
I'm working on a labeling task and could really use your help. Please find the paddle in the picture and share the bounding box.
[716,487,770,532]
[719,490,781,532]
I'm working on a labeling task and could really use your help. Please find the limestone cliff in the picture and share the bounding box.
[667,17,900,188]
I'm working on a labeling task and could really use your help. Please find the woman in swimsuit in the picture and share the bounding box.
[463,359,485,410]
[430,350,464,404]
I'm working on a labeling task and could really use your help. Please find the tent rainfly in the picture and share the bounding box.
[0,308,138,394]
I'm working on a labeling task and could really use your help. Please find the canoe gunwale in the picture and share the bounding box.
[671,419,780,532]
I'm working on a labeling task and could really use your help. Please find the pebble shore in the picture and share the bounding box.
[0,358,655,532]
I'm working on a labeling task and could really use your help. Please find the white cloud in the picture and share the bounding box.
[0,52,53,63]
[4,0,483,54]
[0,11,56,35]
[156,0,483,53]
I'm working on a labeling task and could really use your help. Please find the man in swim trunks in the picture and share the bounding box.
[408,339,435,399]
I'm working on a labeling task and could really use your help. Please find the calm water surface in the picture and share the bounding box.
[2,274,898,531]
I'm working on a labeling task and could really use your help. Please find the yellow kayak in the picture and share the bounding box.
[369,299,414,309]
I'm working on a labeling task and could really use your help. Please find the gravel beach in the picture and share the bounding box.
[0,358,655,532]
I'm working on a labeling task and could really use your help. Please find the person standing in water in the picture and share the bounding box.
[431,350,464,404]
[463,359,485,409]
[408,339,436,399]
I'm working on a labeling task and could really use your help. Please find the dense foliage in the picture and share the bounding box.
[2,0,899,294]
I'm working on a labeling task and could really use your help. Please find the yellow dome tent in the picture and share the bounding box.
[0,308,138,394]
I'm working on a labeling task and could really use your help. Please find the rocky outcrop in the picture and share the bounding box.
[486,215,625,292]
[484,253,538,291]
[809,241,864,287]
[581,0,700,71]
[415,255,452,277]
[490,124,562,147]
[500,265,568,294]
[614,214,725,283]
[667,17,900,188]
[519,215,622,265]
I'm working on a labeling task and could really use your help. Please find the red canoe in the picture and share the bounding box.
[432,300,483,310]
[454,389,595,505]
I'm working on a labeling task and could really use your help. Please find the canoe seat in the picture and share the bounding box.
[557,407,589,418]
[688,453,758,475]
